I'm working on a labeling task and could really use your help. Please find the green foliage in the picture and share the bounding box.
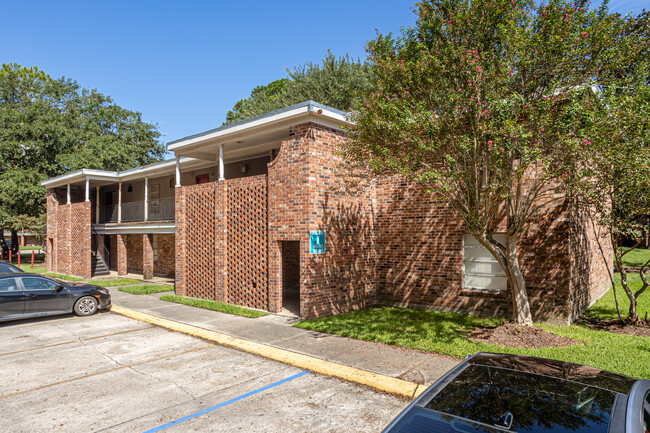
[87,278,142,287]
[118,285,174,295]
[224,51,374,124]
[159,294,268,318]
[296,305,650,378]
[342,0,649,324]
[0,63,165,236]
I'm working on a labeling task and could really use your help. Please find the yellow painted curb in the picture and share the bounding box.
[111,305,424,399]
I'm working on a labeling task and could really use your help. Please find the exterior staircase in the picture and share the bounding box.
[91,252,110,276]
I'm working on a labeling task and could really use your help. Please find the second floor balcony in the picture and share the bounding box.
[100,198,175,223]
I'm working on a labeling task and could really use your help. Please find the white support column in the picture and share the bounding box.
[175,156,181,187]
[218,144,225,181]
[95,187,100,224]
[66,184,71,204]
[118,181,122,223]
[144,176,149,222]
[85,177,90,202]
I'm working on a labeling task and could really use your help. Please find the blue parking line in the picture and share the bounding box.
[143,370,310,433]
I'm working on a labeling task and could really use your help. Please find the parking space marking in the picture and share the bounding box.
[0,344,216,401]
[143,370,310,433]
[0,326,155,357]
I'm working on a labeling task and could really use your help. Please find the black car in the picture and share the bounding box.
[384,352,650,433]
[0,261,23,273]
[0,273,111,322]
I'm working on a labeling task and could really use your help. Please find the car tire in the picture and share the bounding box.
[74,296,98,316]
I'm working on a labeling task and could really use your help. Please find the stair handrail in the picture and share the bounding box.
[91,225,110,266]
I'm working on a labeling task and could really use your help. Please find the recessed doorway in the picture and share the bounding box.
[281,241,300,316]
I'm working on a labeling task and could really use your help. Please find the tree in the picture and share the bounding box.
[572,88,650,322]
[224,51,374,124]
[0,63,165,254]
[342,0,647,324]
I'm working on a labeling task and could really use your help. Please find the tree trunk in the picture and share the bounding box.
[506,233,534,325]
[475,233,533,326]
[10,229,19,256]
[612,235,637,321]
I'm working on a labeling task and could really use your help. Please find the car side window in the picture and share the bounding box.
[21,277,60,291]
[0,278,19,292]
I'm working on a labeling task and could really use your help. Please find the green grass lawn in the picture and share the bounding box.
[582,273,649,321]
[159,295,268,318]
[296,289,650,379]
[44,272,84,281]
[19,246,43,251]
[619,247,650,268]
[87,278,142,287]
[19,264,47,273]
[118,285,174,295]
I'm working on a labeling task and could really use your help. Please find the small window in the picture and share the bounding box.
[21,277,60,291]
[463,234,507,291]
[0,278,19,292]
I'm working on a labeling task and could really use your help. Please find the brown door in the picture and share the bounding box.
[195,174,209,184]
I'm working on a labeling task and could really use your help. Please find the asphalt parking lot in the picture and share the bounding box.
[0,312,407,432]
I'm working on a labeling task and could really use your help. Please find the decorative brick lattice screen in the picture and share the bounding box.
[56,205,70,275]
[69,202,90,278]
[227,176,268,310]
[185,183,217,299]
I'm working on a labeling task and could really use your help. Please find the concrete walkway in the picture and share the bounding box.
[106,286,461,388]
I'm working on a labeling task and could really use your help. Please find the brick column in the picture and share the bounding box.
[143,234,153,280]
[175,186,186,295]
[117,234,127,276]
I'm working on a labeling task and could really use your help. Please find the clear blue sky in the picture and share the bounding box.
[1,0,646,150]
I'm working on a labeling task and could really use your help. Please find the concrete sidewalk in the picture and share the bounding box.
[106,286,461,390]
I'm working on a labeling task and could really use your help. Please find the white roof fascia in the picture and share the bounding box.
[41,169,119,187]
[168,103,352,152]
[41,157,199,188]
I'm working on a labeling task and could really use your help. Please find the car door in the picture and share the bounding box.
[0,277,25,319]
[20,276,71,314]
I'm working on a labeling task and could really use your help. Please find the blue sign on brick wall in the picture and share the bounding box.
[309,231,325,254]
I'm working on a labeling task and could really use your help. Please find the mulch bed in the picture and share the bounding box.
[470,322,580,348]
[578,318,650,337]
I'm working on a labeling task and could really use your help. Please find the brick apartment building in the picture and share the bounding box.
[42,101,612,324]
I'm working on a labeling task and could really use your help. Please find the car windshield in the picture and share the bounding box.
[424,365,616,433]
[0,263,22,273]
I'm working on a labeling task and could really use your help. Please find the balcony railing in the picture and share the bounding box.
[122,201,144,222]
[98,198,174,223]
[148,198,175,221]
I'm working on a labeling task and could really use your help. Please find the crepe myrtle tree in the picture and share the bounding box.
[573,84,650,322]
[343,0,644,325]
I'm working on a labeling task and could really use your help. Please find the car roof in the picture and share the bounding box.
[468,352,638,394]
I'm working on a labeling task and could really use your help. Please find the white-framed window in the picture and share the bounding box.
[152,235,158,264]
[463,234,507,291]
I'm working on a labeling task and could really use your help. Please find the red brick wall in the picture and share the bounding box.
[227,175,268,310]
[124,234,143,274]
[117,234,127,275]
[46,188,91,279]
[109,235,117,270]
[169,121,610,323]
[154,234,175,277]
[268,123,376,318]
